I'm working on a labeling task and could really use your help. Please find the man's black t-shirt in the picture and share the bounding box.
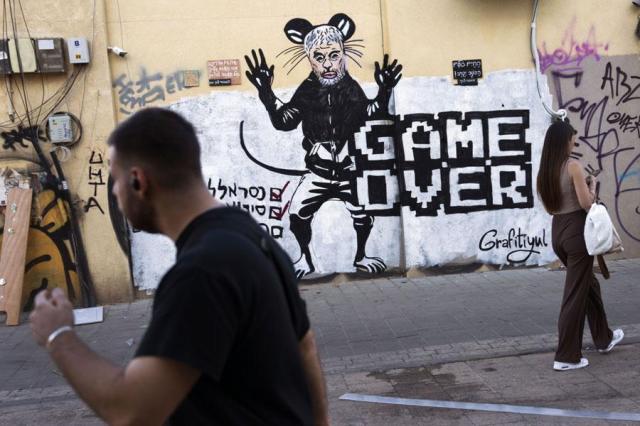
[135,207,313,425]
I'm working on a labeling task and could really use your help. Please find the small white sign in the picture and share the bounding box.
[73,306,104,325]
[37,39,55,50]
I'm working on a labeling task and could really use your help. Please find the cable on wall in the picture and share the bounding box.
[530,0,567,120]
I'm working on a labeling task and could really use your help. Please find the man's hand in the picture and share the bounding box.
[30,288,74,347]
[245,48,275,91]
[29,287,200,424]
[375,54,402,90]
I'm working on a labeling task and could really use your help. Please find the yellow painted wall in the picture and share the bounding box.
[105,0,639,114]
[385,0,639,77]
[105,0,386,121]
[1,0,638,303]
[0,0,131,307]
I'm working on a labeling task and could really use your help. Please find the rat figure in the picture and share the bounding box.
[245,13,402,278]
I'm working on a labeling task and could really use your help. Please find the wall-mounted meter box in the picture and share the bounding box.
[35,38,66,72]
[8,38,37,73]
[67,38,90,64]
[48,114,74,143]
[0,39,11,74]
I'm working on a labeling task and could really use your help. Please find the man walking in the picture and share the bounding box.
[30,108,328,425]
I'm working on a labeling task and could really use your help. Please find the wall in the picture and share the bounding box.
[0,0,131,307]
[546,54,640,258]
[2,1,638,300]
[114,1,639,290]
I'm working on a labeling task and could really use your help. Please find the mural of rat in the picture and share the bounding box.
[245,13,402,278]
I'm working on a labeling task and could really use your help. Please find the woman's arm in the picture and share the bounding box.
[567,160,596,210]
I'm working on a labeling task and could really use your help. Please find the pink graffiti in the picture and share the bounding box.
[538,18,609,73]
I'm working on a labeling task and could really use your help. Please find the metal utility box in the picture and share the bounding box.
[35,38,66,73]
[66,38,90,64]
[48,114,74,143]
[0,39,11,74]
[8,38,37,73]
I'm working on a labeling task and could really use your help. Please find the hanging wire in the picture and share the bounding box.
[17,0,45,125]
[7,0,33,128]
[0,0,85,131]
[530,0,567,120]
[78,0,97,121]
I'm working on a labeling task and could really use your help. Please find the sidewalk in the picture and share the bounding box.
[305,258,640,374]
[0,258,638,424]
[328,342,640,425]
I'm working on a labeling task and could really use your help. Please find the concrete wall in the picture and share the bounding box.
[1,1,638,299]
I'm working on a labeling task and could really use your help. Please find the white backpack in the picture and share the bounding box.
[584,203,624,256]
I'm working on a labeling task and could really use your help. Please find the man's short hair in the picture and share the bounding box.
[108,107,203,190]
[304,25,344,55]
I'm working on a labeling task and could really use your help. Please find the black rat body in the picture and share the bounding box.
[245,13,402,277]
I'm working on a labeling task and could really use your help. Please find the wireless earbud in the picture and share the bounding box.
[131,177,141,191]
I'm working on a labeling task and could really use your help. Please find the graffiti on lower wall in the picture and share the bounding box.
[479,227,549,264]
[394,71,553,268]
[129,67,556,289]
[208,177,287,239]
[0,183,84,310]
[129,12,559,290]
[395,110,533,216]
[547,54,640,256]
[85,149,106,214]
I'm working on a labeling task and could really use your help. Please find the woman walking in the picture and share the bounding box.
[537,120,623,371]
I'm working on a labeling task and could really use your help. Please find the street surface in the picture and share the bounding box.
[1,259,638,425]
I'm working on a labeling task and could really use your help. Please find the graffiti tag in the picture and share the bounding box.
[85,150,106,214]
[551,58,640,243]
[479,228,548,263]
[113,68,187,115]
[538,18,609,73]
[1,125,45,151]
[207,177,290,239]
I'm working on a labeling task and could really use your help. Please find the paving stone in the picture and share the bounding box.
[2,260,639,424]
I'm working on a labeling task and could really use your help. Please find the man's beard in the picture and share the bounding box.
[317,67,345,87]
[128,200,159,234]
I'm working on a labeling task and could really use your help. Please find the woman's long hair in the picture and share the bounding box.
[536,120,576,213]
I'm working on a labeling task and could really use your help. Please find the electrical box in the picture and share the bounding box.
[8,38,37,73]
[66,38,90,64]
[35,38,66,73]
[0,39,11,74]
[48,114,74,143]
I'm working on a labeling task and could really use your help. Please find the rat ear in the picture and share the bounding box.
[328,13,356,41]
[284,18,313,44]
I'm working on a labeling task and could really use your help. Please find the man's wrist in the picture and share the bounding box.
[46,325,74,351]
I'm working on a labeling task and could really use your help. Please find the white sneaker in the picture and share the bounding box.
[599,329,624,353]
[553,357,589,371]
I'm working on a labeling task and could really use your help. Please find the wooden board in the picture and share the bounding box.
[0,188,32,325]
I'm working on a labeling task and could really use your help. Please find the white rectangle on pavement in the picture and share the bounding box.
[339,393,640,422]
[73,306,104,325]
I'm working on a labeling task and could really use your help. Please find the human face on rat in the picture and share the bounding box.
[308,41,346,86]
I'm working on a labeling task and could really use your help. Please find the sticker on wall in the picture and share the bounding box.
[182,70,200,88]
[452,59,482,86]
[207,59,241,86]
